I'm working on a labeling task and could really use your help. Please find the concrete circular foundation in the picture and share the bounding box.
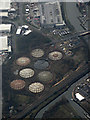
[38,71,53,82]
[19,68,34,78]
[29,82,44,93]
[49,51,62,60]
[16,57,30,66]
[34,60,49,70]
[31,49,44,58]
[10,80,25,90]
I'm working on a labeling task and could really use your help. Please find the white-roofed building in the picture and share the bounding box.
[8,8,16,12]
[8,45,11,52]
[16,27,22,35]
[0,12,8,17]
[23,30,32,35]
[0,24,12,33]
[77,0,84,3]
[75,93,85,101]
[0,0,11,10]
[0,36,11,52]
[39,1,65,27]
[0,36,8,51]
[22,25,29,29]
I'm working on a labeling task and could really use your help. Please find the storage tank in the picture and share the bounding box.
[16,57,30,66]
[29,82,44,93]
[31,49,44,58]
[19,68,34,78]
[38,71,53,82]
[34,60,49,69]
[10,80,25,90]
[49,51,62,60]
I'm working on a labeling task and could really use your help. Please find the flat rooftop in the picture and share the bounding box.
[0,12,8,17]
[0,24,11,32]
[39,1,64,26]
[0,36,8,51]
[0,0,10,10]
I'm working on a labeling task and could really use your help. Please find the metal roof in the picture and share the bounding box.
[0,12,8,17]
[0,0,10,10]
[0,24,11,32]
[0,36,8,51]
[75,93,85,101]
[23,30,32,36]
[39,1,63,25]
[16,28,22,35]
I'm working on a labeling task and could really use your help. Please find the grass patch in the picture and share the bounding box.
[42,97,80,118]
[16,30,51,54]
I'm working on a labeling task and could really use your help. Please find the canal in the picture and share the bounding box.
[65,2,84,32]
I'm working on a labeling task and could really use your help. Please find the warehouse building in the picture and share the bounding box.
[39,1,65,27]
[75,93,85,101]
[0,0,10,10]
[0,0,11,18]
[0,36,8,52]
[0,12,8,18]
[0,24,12,33]
[0,36,11,52]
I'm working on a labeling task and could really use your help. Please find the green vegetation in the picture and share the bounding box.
[26,87,68,118]
[72,46,88,65]
[42,97,80,119]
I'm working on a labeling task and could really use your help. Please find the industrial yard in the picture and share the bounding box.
[2,28,88,117]
[72,78,90,115]
[1,0,89,119]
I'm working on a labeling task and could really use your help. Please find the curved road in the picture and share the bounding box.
[35,73,89,119]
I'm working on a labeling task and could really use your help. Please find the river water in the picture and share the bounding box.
[65,2,84,32]
[35,3,87,118]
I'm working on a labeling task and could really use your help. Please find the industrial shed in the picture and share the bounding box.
[0,24,12,33]
[0,0,10,10]
[0,36,8,51]
[0,12,8,17]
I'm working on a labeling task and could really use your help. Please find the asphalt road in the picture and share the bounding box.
[35,73,89,119]
[11,63,89,119]
[64,74,89,119]
[2,2,89,119]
